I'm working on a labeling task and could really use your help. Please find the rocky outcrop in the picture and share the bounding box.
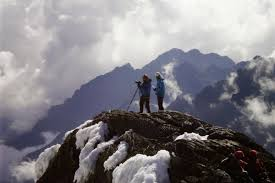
[37,110,275,183]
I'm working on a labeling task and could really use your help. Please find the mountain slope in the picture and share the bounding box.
[6,48,235,151]
[6,63,138,148]
[36,110,275,183]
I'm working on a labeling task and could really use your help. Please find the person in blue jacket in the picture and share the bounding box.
[154,72,165,111]
[136,74,151,113]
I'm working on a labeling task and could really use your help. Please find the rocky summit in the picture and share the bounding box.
[37,110,275,183]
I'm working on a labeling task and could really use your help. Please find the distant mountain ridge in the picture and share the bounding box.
[169,56,275,155]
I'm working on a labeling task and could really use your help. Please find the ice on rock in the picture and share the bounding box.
[175,132,208,141]
[64,120,93,139]
[35,144,61,180]
[112,150,171,183]
[75,121,108,149]
[74,137,117,183]
[104,141,128,171]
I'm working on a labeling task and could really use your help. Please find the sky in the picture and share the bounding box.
[1,0,275,181]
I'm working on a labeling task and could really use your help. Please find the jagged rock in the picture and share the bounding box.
[37,110,275,183]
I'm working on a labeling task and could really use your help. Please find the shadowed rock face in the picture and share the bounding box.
[37,110,275,183]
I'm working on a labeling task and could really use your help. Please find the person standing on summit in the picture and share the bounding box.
[136,74,152,113]
[154,72,165,111]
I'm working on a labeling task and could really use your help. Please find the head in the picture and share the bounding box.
[249,150,258,160]
[155,72,163,80]
[234,150,245,160]
[143,74,149,82]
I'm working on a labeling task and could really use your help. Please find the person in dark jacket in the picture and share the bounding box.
[136,74,152,113]
[220,150,254,183]
[246,150,271,183]
[153,72,165,111]
[220,151,246,176]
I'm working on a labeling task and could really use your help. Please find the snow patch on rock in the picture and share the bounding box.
[175,132,208,141]
[64,119,93,139]
[35,144,61,180]
[75,121,108,149]
[104,141,128,171]
[112,150,171,183]
[74,137,117,183]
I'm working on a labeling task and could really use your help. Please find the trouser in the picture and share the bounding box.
[140,96,151,113]
[157,96,164,111]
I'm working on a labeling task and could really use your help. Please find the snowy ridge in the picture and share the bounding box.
[35,144,61,180]
[64,120,93,139]
[104,141,129,171]
[175,132,208,141]
[112,150,171,183]
[74,137,117,183]
[35,111,275,183]
[75,121,108,149]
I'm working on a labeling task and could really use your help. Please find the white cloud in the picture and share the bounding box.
[258,77,275,92]
[162,62,182,104]
[270,50,275,58]
[0,131,58,182]
[182,94,193,105]
[240,57,275,127]
[243,97,275,127]
[11,143,61,182]
[12,160,36,182]
[264,133,275,149]
[220,72,239,101]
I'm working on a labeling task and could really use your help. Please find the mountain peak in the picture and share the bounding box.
[113,63,134,71]
[187,48,202,55]
[36,110,275,183]
[168,48,185,53]
[253,55,264,61]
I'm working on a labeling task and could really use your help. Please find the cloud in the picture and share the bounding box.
[243,97,275,127]
[1,0,275,137]
[0,131,58,182]
[219,72,239,101]
[11,143,61,182]
[240,56,275,127]
[12,160,36,182]
[162,62,182,104]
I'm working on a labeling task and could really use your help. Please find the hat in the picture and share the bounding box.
[143,74,149,80]
[155,72,163,79]
[249,150,258,158]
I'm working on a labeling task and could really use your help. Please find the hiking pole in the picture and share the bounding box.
[126,87,139,111]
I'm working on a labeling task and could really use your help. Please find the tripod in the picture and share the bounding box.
[126,87,139,111]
